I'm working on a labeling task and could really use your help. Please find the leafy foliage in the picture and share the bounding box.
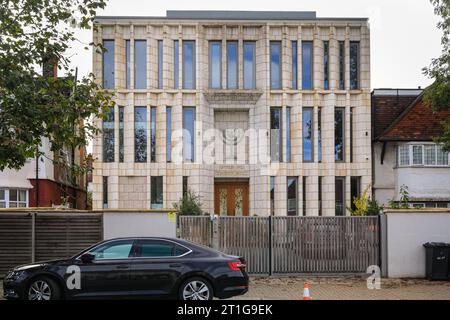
[173,190,204,216]
[0,0,112,171]
[388,184,410,209]
[347,184,382,216]
[423,0,450,151]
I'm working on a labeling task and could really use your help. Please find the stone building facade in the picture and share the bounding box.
[92,11,372,216]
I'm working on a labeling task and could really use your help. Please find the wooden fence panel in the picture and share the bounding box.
[178,216,212,247]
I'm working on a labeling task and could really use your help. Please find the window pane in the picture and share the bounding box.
[437,145,449,165]
[335,108,345,162]
[350,176,361,211]
[139,240,174,257]
[286,107,291,162]
[119,106,124,162]
[302,41,313,90]
[350,108,354,163]
[318,176,323,216]
[243,42,255,89]
[19,190,26,202]
[9,189,17,201]
[425,145,436,165]
[399,145,409,166]
[350,41,360,90]
[270,42,281,89]
[158,40,163,89]
[134,40,147,89]
[102,40,114,89]
[182,176,188,196]
[270,108,282,162]
[324,41,329,90]
[134,107,147,162]
[0,202,5,208]
[227,42,238,89]
[150,107,156,162]
[166,107,172,162]
[0,189,5,200]
[339,41,345,90]
[125,40,130,89]
[318,108,322,162]
[302,107,313,162]
[151,176,163,209]
[270,176,275,216]
[287,177,297,216]
[412,145,423,165]
[174,40,179,89]
[103,176,108,208]
[9,203,17,208]
[292,41,298,89]
[90,240,134,260]
[335,177,345,216]
[183,107,195,162]
[103,107,115,163]
[183,41,195,89]
[209,42,221,89]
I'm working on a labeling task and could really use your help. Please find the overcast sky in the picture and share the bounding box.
[69,0,442,89]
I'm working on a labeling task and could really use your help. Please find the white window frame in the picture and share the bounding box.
[0,188,29,208]
[397,143,450,168]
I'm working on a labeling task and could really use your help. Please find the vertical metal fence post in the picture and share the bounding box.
[211,215,219,250]
[269,215,273,276]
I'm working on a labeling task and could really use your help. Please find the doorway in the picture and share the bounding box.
[214,180,249,216]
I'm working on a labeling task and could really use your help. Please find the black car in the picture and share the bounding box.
[2,237,248,300]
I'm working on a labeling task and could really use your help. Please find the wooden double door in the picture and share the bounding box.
[214,181,249,216]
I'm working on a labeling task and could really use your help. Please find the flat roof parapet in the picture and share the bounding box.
[166,10,317,20]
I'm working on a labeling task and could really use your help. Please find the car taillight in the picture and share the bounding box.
[228,261,246,271]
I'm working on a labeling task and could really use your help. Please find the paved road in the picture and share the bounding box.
[1,277,450,300]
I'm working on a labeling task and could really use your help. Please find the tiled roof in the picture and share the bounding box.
[376,92,450,141]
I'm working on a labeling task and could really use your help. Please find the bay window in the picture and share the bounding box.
[397,143,449,167]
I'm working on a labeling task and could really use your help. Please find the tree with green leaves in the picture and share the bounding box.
[0,0,112,172]
[423,0,450,151]
[173,190,204,216]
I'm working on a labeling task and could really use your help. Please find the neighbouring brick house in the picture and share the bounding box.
[92,10,372,216]
[0,65,88,209]
[372,88,450,208]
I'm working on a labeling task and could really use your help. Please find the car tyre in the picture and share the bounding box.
[179,277,213,300]
[27,277,61,301]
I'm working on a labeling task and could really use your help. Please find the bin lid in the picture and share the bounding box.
[423,242,450,248]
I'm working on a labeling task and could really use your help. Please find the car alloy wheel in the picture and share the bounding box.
[28,280,52,300]
[182,280,211,300]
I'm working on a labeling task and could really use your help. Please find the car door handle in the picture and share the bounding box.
[116,265,129,270]
[169,263,182,268]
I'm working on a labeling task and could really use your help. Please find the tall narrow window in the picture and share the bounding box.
[292,41,298,89]
[166,107,172,162]
[227,41,238,89]
[302,41,313,90]
[270,176,275,216]
[350,176,361,211]
[302,176,307,216]
[209,41,222,89]
[134,106,147,162]
[134,40,147,89]
[270,41,281,89]
[243,41,256,89]
[125,40,131,89]
[103,176,108,209]
[287,177,298,216]
[437,145,449,165]
[398,145,410,166]
[183,107,195,162]
[270,108,282,162]
[158,40,163,89]
[318,176,323,216]
[174,40,179,89]
[350,107,354,163]
[102,40,114,89]
[350,41,360,90]
[335,177,345,216]
[318,108,322,162]
[286,107,291,162]
[102,107,115,163]
[151,176,163,209]
[183,41,195,89]
[182,176,188,196]
[339,41,345,90]
[323,41,330,90]
[119,106,124,162]
[302,107,314,162]
[150,107,156,162]
[335,107,345,162]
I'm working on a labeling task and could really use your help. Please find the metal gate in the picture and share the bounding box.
[178,216,379,275]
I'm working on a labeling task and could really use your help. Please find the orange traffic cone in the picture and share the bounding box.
[303,282,311,300]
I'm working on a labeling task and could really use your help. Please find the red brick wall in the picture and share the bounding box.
[28,179,87,209]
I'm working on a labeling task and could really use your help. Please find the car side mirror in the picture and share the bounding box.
[80,253,95,264]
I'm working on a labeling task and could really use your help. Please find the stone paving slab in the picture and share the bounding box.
[1,277,449,300]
